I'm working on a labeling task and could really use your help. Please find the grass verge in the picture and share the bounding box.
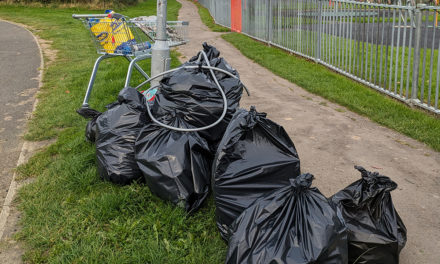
[267,29,440,104]
[222,33,440,152]
[190,0,229,32]
[0,1,226,263]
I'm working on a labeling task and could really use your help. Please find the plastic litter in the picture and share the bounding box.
[135,115,211,214]
[226,173,348,264]
[90,11,135,54]
[212,106,300,239]
[331,166,407,264]
[95,87,148,185]
[150,43,244,146]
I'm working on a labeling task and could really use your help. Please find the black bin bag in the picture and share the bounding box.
[152,42,244,146]
[135,116,211,214]
[85,116,99,142]
[331,166,407,264]
[95,87,148,185]
[77,107,102,142]
[212,106,300,239]
[226,173,348,264]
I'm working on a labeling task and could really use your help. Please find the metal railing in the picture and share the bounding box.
[198,0,440,114]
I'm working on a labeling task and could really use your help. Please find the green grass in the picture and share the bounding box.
[222,32,440,152]
[268,27,440,104]
[190,0,229,32]
[0,1,227,263]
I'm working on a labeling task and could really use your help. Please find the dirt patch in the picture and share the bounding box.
[38,39,57,66]
[25,29,57,67]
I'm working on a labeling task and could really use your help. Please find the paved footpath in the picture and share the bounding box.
[0,21,40,206]
[0,20,41,262]
[177,1,440,263]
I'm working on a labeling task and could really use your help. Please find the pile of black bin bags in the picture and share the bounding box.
[212,106,301,240]
[81,43,406,264]
[83,87,147,185]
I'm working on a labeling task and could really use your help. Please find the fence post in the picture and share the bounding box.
[316,0,323,62]
[266,0,270,42]
[411,4,424,100]
[268,0,273,45]
[213,0,216,22]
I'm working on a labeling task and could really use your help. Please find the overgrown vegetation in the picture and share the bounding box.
[0,1,226,263]
[222,32,440,151]
[3,0,140,9]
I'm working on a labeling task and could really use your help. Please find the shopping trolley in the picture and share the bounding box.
[131,16,189,48]
[73,12,189,112]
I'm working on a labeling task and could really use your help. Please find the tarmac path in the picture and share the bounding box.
[0,20,41,262]
[177,1,440,263]
[0,20,40,212]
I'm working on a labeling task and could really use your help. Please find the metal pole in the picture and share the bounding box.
[316,0,323,62]
[266,0,270,42]
[268,0,273,45]
[151,0,170,87]
[412,4,424,100]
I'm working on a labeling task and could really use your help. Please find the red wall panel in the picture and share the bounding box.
[231,0,242,32]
